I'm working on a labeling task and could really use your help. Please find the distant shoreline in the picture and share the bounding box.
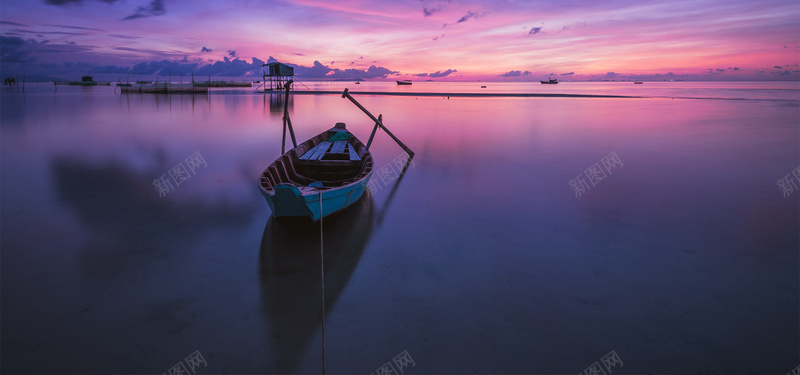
[267,90,642,99]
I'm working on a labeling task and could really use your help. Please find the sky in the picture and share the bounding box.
[1,0,799,81]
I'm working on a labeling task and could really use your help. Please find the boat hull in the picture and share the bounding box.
[263,178,370,222]
[258,123,373,222]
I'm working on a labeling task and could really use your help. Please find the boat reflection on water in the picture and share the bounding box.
[258,192,374,372]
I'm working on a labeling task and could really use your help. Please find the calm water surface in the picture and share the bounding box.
[2,82,798,374]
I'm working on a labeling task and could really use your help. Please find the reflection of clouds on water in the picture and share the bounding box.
[50,155,257,277]
[259,193,373,373]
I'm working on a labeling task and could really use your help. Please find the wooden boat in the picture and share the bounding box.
[258,122,373,222]
[634,81,643,84]
[540,77,558,84]
[396,80,412,85]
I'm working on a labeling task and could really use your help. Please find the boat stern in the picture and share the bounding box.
[268,184,315,220]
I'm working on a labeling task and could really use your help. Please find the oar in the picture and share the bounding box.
[341,88,414,157]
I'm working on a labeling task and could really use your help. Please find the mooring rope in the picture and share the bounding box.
[319,191,327,375]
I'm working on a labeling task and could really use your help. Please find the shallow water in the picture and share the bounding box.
[2,82,798,374]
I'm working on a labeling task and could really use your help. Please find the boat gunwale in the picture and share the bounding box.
[258,127,373,198]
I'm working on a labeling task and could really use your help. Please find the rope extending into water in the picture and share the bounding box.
[319,192,326,375]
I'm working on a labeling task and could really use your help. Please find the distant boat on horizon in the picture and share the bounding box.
[396,80,412,85]
[634,81,644,84]
[540,77,558,84]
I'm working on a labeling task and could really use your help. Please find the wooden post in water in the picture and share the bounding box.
[280,80,297,154]
[341,88,414,157]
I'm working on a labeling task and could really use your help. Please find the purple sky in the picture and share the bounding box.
[1,0,798,81]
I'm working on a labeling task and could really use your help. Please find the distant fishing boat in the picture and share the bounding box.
[540,77,558,84]
[396,80,412,85]
[258,122,373,222]
[634,81,644,84]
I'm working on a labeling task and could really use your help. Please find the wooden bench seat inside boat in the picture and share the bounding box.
[292,134,369,183]
[297,141,363,163]
[259,123,373,195]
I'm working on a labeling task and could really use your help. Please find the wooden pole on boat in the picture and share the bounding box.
[281,111,287,154]
[281,80,297,154]
[342,88,414,157]
[365,114,381,150]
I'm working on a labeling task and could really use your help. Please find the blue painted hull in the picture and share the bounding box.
[262,175,371,221]
[258,124,374,221]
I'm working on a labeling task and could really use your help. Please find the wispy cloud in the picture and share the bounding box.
[122,0,165,20]
[109,34,139,39]
[4,0,800,81]
[443,9,485,27]
[0,21,29,27]
[429,69,456,78]
[499,70,530,77]
[267,57,398,79]
[43,24,104,31]
[45,0,120,5]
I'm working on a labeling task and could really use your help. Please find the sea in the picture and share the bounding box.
[1,81,798,374]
